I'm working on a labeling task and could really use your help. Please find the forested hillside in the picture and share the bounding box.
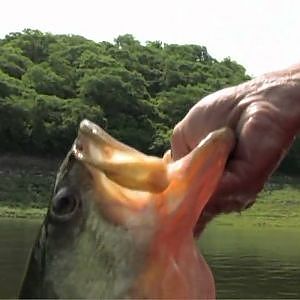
[0,29,298,174]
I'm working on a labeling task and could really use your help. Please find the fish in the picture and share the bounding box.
[19,119,234,299]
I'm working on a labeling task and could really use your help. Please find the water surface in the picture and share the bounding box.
[0,218,299,298]
[200,225,300,298]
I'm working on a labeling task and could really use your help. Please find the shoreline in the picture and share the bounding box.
[1,212,299,228]
[0,155,299,228]
[0,192,300,229]
[0,205,46,219]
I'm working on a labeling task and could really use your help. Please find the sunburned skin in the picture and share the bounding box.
[19,119,234,299]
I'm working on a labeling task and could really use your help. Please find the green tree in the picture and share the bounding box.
[0,70,24,98]
[30,96,105,154]
[4,29,56,63]
[2,29,296,176]
[0,46,32,79]
[22,64,65,97]
[0,97,31,151]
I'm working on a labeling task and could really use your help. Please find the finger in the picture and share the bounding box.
[195,103,292,235]
[216,101,295,201]
[171,122,190,160]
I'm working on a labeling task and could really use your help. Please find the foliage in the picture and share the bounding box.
[0,29,298,174]
[0,70,25,97]
[279,137,300,175]
[0,95,104,154]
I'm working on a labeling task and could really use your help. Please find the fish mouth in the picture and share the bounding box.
[73,119,170,193]
[72,119,235,229]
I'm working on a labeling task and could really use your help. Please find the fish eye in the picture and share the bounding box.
[50,187,80,222]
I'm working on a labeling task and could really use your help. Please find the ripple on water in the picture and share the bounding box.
[0,219,300,299]
[200,225,300,299]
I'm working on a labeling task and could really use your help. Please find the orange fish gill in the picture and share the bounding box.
[73,120,235,299]
[19,119,234,299]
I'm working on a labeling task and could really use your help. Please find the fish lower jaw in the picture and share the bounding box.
[129,242,216,299]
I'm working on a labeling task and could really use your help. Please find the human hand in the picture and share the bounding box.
[171,64,300,233]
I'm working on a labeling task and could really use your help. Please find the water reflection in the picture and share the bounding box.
[200,225,300,299]
[0,218,40,298]
[0,218,299,299]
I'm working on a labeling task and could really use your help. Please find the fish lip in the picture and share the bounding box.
[72,120,93,161]
[79,119,99,137]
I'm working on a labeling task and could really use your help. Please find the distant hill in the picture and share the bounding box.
[0,29,298,174]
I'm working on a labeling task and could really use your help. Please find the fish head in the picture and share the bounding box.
[20,119,234,299]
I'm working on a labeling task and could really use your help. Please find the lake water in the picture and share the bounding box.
[0,218,300,299]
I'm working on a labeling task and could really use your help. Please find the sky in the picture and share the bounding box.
[1,0,300,76]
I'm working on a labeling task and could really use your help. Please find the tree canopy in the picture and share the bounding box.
[0,29,298,174]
